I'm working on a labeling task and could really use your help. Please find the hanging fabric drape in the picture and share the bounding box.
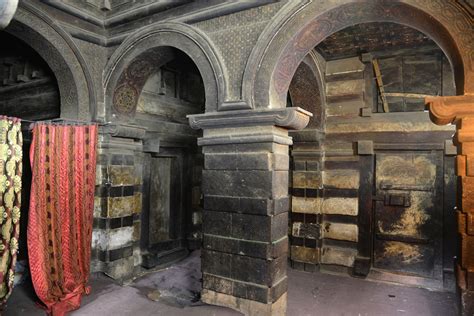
[0,117,22,306]
[27,123,97,316]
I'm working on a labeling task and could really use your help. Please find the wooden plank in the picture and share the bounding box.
[372,58,389,112]
[326,131,453,144]
[353,154,374,276]
[384,92,436,98]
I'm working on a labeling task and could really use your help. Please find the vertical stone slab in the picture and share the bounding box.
[427,95,474,316]
[189,108,311,316]
[91,124,145,281]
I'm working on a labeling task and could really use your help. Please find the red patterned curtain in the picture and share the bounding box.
[27,124,97,316]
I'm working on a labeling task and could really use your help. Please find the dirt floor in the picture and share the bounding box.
[2,251,457,316]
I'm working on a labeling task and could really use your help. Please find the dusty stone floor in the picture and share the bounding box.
[3,251,457,316]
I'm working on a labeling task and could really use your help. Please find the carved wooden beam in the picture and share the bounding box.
[426,95,474,125]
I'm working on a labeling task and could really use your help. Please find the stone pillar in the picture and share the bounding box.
[91,124,145,281]
[188,107,311,316]
[427,95,474,316]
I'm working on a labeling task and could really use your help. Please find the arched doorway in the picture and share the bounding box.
[286,22,458,294]
[246,1,472,111]
[0,28,61,300]
[136,49,206,267]
[98,22,221,279]
[6,3,95,120]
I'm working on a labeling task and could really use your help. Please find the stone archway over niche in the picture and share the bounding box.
[288,50,326,132]
[6,2,95,120]
[246,0,473,110]
[103,22,225,122]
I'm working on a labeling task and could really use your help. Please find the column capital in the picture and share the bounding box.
[188,107,312,131]
[426,95,474,125]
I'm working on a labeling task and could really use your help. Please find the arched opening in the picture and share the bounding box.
[247,1,471,111]
[104,22,223,123]
[5,4,95,120]
[0,29,61,298]
[135,48,205,268]
[285,21,458,313]
[96,23,221,282]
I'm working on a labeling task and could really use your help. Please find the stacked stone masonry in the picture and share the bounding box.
[92,132,143,280]
[200,130,290,315]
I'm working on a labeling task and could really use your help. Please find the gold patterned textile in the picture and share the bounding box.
[0,117,22,306]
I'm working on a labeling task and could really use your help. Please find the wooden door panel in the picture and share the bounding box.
[374,240,435,277]
[374,152,442,279]
[149,157,172,244]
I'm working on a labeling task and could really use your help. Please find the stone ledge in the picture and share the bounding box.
[188,107,312,130]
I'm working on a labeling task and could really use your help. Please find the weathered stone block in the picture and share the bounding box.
[108,227,134,250]
[202,234,288,259]
[321,246,357,267]
[203,274,287,304]
[202,170,288,198]
[327,99,364,117]
[292,171,321,188]
[445,139,457,156]
[321,197,358,216]
[204,152,289,171]
[201,290,287,316]
[293,160,306,171]
[326,79,364,97]
[104,256,134,281]
[291,222,320,239]
[322,222,358,242]
[133,192,142,214]
[94,196,104,218]
[204,195,289,216]
[109,165,135,186]
[292,171,306,188]
[132,221,140,242]
[202,210,288,242]
[323,170,359,189]
[291,197,320,214]
[108,195,136,217]
[96,166,106,186]
[290,246,319,264]
[202,250,287,286]
[306,161,320,171]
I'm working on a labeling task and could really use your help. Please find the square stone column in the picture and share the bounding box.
[188,108,311,316]
[427,95,474,316]
[91,124,146,281]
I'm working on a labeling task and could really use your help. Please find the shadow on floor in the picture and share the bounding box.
[2,251,457,316]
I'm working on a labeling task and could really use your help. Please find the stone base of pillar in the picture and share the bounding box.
[202,290,287,316]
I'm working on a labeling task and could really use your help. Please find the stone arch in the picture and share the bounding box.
[244,0,473,110]
[6,2,96,120]
[104,22,225,122]
[288,50,326,131]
